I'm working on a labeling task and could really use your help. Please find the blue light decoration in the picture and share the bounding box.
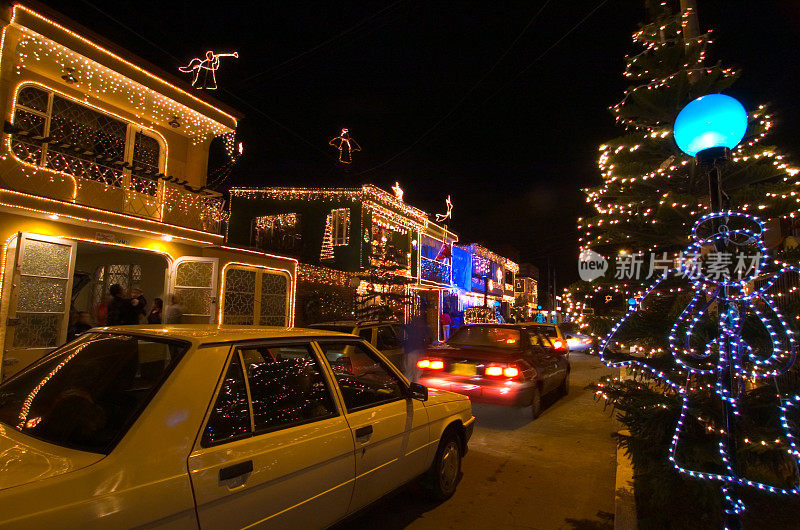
[673,94,748,156]
[598,211,800,523]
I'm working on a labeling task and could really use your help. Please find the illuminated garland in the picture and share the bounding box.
[598,211,800,518]
[14,29,233,144]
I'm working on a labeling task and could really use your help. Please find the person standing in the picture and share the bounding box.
[106,284,136,325]
[147,298,163,324]
[163,293,183,324]
[129,288,148,324]
[440,309,451,341]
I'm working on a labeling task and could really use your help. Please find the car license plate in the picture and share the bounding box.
[451,363,476,376]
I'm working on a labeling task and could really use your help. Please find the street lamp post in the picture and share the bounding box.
[674,93,748,530]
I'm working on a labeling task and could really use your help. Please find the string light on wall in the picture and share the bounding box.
[13,28,234,145]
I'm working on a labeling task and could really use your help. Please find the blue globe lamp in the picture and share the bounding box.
[673,94,748,159]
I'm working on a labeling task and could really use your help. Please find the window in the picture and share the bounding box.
[376,325,401,350]
[358,328,373,342]
[0,333,189,454]
[449,326,522,349]
[221,266,289,326]
[330,208,350,246]
[92,263,142,309]
[11,85,162,195]
[252,213,302,253]
[202,354,250,447]
[318,341,405,412]
[239,345,336,433]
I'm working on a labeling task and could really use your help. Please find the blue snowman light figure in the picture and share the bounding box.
[600,211,800,520]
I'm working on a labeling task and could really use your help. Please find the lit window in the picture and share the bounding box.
[11,85,162,195]
[330,208,350,246]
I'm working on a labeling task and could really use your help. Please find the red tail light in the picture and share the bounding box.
[553,339,566,350]
[485,366,503,376]
[485,365,520,378]
[418,359,444,370]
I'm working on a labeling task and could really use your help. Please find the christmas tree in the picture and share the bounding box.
[567,1,800,526]
[320,213,335,262]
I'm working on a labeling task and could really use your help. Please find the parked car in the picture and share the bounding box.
[308,320,405,367]
[565,332,595,353]
[0,325,473,529]
[417,324,570,418]
[521,321,569,353]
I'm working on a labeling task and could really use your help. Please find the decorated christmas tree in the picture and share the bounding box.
[319,213,335,262]
[566,1,800,526]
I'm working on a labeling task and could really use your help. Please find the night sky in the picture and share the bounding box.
[42,0,800,295]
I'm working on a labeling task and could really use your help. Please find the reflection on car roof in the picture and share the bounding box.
[94,324,355,345]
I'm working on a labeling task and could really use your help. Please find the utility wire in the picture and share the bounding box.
[79,0,337,162]
[356,0,611,176]
[235,0,407,86]
[354,0,553,176]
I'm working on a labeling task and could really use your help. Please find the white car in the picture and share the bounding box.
[565,332,595,353]
[0,325,474,529]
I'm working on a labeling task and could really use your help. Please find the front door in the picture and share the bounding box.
[316,340,430,513]
[188,342,354,528]
[2,233,76,380]
[169,257,218,324]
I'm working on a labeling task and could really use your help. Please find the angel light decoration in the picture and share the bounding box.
[329,128,361,164]
[179,51,238,90]
[599,211,800,521]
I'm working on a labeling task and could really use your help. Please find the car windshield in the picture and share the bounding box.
[0,333,189,454]
[448,326,522,349]
[531,325,558,338]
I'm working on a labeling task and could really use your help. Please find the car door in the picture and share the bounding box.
[316,339,431,513]
[529,332,561,393]
[188,341,355,529]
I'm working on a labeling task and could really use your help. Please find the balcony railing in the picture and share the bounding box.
[421,256,451,285]
[2,131,225,234]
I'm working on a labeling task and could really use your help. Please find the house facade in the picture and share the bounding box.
[228,185,458,335]
[0,2,297,379]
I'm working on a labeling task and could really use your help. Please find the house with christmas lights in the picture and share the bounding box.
[450,243,517,319]
[0,2,297,379]
[227,185,458,336]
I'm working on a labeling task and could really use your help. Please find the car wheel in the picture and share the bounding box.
[420,430,462,501]
[558,371,570,396]
[530,384,542,419]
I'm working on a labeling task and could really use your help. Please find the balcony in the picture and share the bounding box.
[2,131,225,234]
[421,256,451,285]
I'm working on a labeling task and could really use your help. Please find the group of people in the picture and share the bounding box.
[105,284,183,326]
[67,285,184,342]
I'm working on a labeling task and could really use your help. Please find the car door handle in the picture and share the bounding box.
[219,460,253,481]
[355,425,373,439]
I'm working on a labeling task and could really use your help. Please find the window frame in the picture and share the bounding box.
[330,208,350,246]
[237,343,340,437]
[10,82,166,192]
[313,337,409,414]
[199,339,344,448]
[0,331,191,454]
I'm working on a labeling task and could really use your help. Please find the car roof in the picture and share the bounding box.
[93,324,356,346]
[308,320,400,327]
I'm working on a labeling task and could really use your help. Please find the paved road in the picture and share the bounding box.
[338,352,619,530]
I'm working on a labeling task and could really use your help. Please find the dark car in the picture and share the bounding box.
[416,324,570,418]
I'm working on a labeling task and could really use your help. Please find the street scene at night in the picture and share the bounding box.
[0,0,799,528]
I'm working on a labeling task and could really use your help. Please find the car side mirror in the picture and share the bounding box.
[409,382,428,401]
